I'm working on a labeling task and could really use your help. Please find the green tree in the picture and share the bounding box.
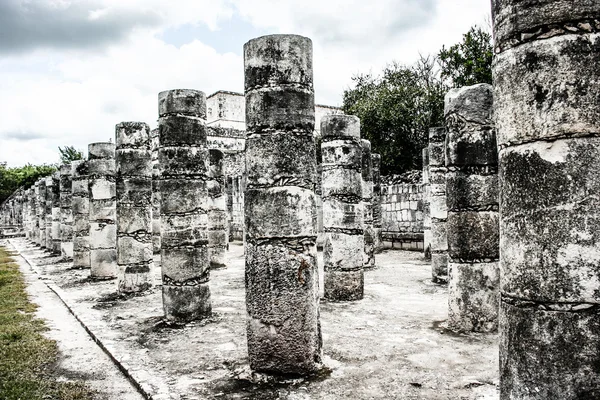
[0,164,56,204]
[342,56,446,175]
[437,26,493,88]
[58,145,83,164]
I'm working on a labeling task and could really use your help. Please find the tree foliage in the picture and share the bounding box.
[0,164,56,204]
[58,146,83,164]
[341,25,493,174]
[342,57,446,175]
[438,26,493,88]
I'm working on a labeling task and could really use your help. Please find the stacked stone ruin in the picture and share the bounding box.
[371,153,382,253]
[115,122,154,293]
[493,0,600,397]
[1,12,599,393]
[243,34,322,374]
[158,89,212,321]
[444,84,499,333]
[321,114,364,301]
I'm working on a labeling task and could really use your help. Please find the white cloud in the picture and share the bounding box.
[0,0,491,167]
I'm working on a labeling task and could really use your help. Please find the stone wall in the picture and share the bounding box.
[380,179,424,251]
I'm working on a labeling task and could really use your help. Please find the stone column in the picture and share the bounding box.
[25,189,33,239]
[44,176,53,249]
[361,139,375,269]
[151,128,161,262]
[33,180,40,245]
[51,172,61,254]
[422,148,431,259]
[492,1,600,398]
[445,84,498,332]
[88,142,117,278]
[116,122,153,293]
[372,153,383,253]
[72,160,90,269]
[208,149,228,269]
[59,164,73,259]
[429,127,448,284]
[244,34,322,374]
[158,89,211,321]
[38,178,47,248]
[321,114,364,301]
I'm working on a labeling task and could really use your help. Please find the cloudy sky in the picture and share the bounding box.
[0,0,490,167]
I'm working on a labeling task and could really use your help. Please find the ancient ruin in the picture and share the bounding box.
[115,122,154,293]
[361,140,375,269]
[244,34,322,374]
[428,127,448,283]
[71,160,90,268]
[88,142,117,278]
[59,163,73,259]
[493,0,600,397]
[158,89,211,321]
[207,149,228,269]
[445,84,498,332]
[321,114,364,301]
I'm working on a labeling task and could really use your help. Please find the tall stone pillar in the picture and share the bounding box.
[422,148,431,259]
[59,164,73,259]
[445,84,498,332]
[429,127,448,284]
[45,176,53,249]
[33,180,40,245]
[371,153,383,253]
[51,172,61,254]
[361,139,375,269]
[38,178,47,248]
[25,189,33,239]
[158,89,211,321]
[207,149,228,269]
[116,122,153,293]
[71,160,90,269]
[321,114,364,301]
[492,1,600,398]
[151,128,161,262]
[88,142,117,278]
[244,34,322,374]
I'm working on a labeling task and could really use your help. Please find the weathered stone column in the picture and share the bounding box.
[361,139,375,269]
[32,180,40,244]
[244,34,322,374]
[38,178,47,248]
[422,148,431,259]
[26,188,34,239]
[59,164,73,259]
[44,176,53,249]
[158,89,211,321]
[321,114,364,301]
[51,172,61,254]
[116,122,153,293]
[71,160,90,268]
[429,127,448,283]
[445,84,498,332]
[372,153,383,253]
[492,1,600,398]
[151,128,161,262]
[208,149,228,269]
[88,143,117,278]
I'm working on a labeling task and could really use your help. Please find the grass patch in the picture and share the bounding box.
[0,246,95,400]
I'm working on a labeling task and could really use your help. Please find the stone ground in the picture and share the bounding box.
[6,237,499,400]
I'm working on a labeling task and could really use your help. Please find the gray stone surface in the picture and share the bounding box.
[207,149,228,269]
[244,34,322,374]
[38,177,47,248]
[445,84,499,333]
[493,1,600,398]
[158,89,211,321]
[116,122,153,293]
[428,127,448,284]
[88,142,117,278]
[71,160,90,268]
[59,163,73,259]
[45,176,53,250]
[372,153,382,253]
[361,139,375,269]
[51,172,61,253]
[321,114,364,301]
[151,128,161,262]
[422,148,431,259]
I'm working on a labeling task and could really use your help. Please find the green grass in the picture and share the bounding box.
[0,246,95,400]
